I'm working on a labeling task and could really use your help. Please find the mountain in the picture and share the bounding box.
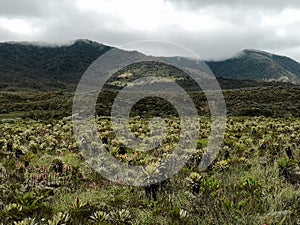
[0,39,111,90]
[206,49,300,83]
[165,49,300,83]
[0,39,300,91]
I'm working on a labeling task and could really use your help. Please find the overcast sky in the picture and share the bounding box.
[0,0,300,61]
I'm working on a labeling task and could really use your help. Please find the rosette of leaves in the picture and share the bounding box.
[0,203,23,223]
[16,191,49,215]
[13,217,38,225]
[179,209,190,223]
[186,172,202,194]
[142,163,161,200]
[216,159,230,171]
[237,177,262,198]
[28,140,38,153]
[199,175,221,197]
[109,209,132,225]
[142,163,160,181]
[179,209,189,219]
[48,212,70,225]
[69,197,95,224]
[88,211,109,225]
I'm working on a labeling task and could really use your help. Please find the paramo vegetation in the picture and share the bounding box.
[1,116,300,224]
[1,71,300,224]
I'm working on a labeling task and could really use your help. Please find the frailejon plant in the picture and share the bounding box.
[186,172,202,194]
[0,203,23,223]
[13,217,38,225]
[109,209,132,225]
[88,211,109,224]
[48,212,71,225]
[2,116,300,223]
[69,196,96,224]
[16,191,50,215]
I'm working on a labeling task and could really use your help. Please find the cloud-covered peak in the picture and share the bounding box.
[0,0,299,61]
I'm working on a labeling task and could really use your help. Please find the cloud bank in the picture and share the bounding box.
[0,0,299,61]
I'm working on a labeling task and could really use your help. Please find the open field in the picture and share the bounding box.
[1,116,300,224]
[1,82,300,224]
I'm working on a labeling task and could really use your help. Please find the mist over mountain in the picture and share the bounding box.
[207,49,300,83]
[0,39,300,91]
[165,49,300,84]
[0,39,111,90]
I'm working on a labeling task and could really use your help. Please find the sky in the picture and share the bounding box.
[0,0,300,61]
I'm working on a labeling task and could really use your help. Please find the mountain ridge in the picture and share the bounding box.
[0,39,112,90]
[206,49,300,83]
[0,39,300,90]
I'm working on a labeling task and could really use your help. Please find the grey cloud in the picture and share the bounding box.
[0,27,20,41]
[0,0,48,18]
[0,0,77,19]
[33,4,144,45]
[164,0,300,10]
[150,19,300,61]
[0,0,300,62]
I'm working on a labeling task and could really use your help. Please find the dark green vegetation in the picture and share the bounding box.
[1,57,300,120]
[0,91,73,120]
[0,40,111,90]
[1,40,300,92]
[1,81,300,120]
[207,49,300,83]
[167,49,300,83]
